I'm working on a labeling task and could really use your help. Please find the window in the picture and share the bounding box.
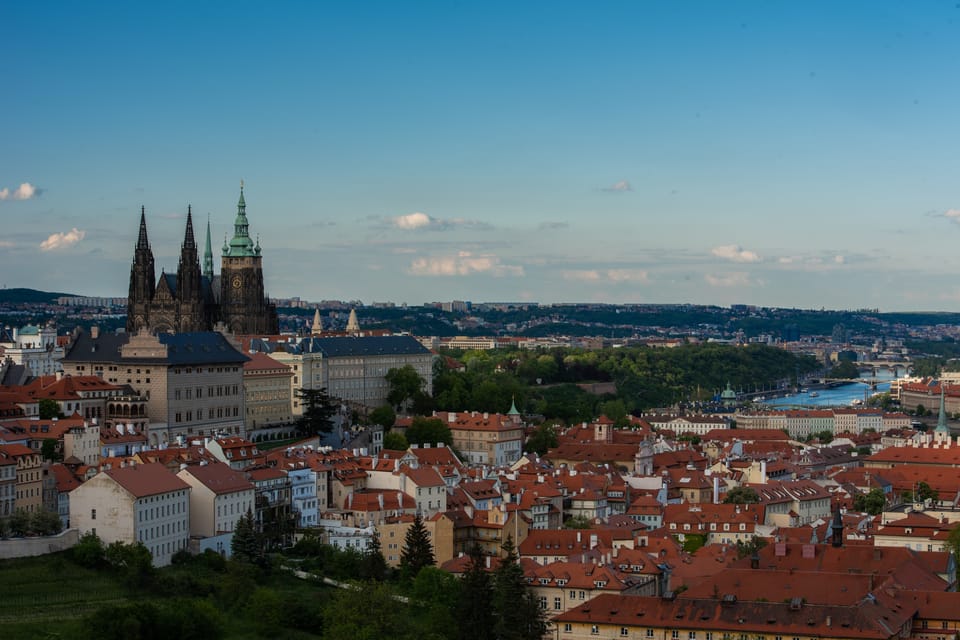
[621,629,629,637]
[591,626,599,636]
[689,633,696,639]
[554,597,562,610]
[646,631,654,639]
[672,631,679,639]
[564,624,572,633]
[538,597,547,610]
[91,508,96,520]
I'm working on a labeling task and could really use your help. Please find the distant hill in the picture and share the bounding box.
[0,288,74,304]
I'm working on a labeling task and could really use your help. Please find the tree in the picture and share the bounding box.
[563,515,592,529]
[38,398,62,420]
[383,431,409,451]
[104,541,154,588]
[9,508,30,536]
[735,535,768,559]
[723,487,760,504]
[947,523,960,560]
[410,567,461,639]
[386,365,426,413]
[369,405,396,430]
[917,481,939,503]
[41,438,60,462]
[492,536,546,640]
[852,488,886,515]
[323,581,413,640]
[406,417,453,448]
[400,512,435,578]
[30,509,62,535]
[524,423,558,455]
[457,545,494,640]
[71,531,106,567]
[294,387,338,437]
[361,528,388,582]
[231,508,263,565]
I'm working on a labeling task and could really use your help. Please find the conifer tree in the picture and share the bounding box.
[362,528,388,581]
[399,512,434,578]
[492,536,546,640]
[231,508,263,564]
[457,544,494,640]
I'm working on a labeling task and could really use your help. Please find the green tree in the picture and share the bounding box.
[735,535,768,559]
[369,405,397,430]
[231,508,264,565]
[917,481,939,503]
[947,523,960,559]
[323,581,413,640]
[524,423,558,455]
[71,531,106,567]
[104,541,154,588]
[383,431,409,451]
[386,365,426,413]
[400,512,435,579]
[852,488,886,515]
[9,508,30,536]
[829,361,860,379]
[457,545,493,640]
[361,529,389,582]
[410,566,461,639]
[723,487,760,504]
[406,417,453,447]
[40,438,60,462]
[294,387,338,437]
[30,509,62,535]
[491,536,546,640]
[563,515,592,529]
[38,398,62,420]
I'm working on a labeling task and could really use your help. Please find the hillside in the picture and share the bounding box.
[0,288,73,304]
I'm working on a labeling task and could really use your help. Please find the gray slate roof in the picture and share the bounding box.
[64,331,248,365]
[251,335,429,358]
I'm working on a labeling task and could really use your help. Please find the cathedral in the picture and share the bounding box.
[126,185,279,335]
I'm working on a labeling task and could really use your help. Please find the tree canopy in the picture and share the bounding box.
[400,513,435,579]
[723,487,760,504]
[406,417,453,447]
[294,387,338,437]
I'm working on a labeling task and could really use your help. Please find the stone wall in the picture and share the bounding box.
[0,528,79,559]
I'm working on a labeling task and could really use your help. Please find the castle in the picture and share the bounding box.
[126,185,278,335]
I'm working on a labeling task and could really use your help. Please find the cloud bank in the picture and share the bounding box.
[0,182,41,201]
[391,212,493,231]
[408,251,524,277]
[40,228,86,251]
[711,244,761,263]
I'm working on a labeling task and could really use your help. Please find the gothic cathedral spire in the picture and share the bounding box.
[203,215,214,280]
[126,206,156,333]
[224,180,256,257]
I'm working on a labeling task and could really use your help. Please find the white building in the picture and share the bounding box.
[0,324,63,376]
[70,462,191,566]
[288,467,318,528]
[177,461,256,558]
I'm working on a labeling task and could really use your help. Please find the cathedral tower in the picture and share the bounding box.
[220,183,278,334]
[126,207,156,333]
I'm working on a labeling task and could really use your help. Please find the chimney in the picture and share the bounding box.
[448,412,457,423]
[713,476,720,505]
[90,326,99,339]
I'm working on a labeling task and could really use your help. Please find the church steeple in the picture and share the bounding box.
[936,383,950,434]
[183,206,197,250]
[224,180,256,257]
[137,206,150,250]
[203,215,214,280]
[311,308,323,334]
[177,206,202,304]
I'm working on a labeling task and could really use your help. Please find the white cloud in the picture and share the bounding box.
[705,272,751,287]
[944,208,960,222]
[538,221,569,231]
[563,269,649,283]
[601,180,633,192]
[834,255,845,264]
[395,212,432,230]
[40,228,86,251]
[0,240,14,248]
[711,244,761,263]
[408,251,524,277]
[0,182,40,201]
[390,212,493,231]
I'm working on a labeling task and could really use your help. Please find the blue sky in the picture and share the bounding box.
[5,1,960,310]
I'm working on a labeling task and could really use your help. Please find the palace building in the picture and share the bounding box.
[126,184,278,335]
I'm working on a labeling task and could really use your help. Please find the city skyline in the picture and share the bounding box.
[5,2,960,310]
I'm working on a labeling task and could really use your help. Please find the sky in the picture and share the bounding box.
[5,1,960,311]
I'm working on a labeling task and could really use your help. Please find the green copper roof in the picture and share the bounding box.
[224,183,257,257]
[936,384,950,433]
[507,396,521,415]
[203,216,214,279]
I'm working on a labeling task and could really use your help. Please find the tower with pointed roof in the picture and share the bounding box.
[346,308,360,335]
[203,216,214,281]
[219,183,278,334]
[126,207,156,333]
[311,308,323,334]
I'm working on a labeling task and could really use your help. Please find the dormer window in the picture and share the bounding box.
[594,580,607,588]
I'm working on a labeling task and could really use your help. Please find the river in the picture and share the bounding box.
[763,377,892,409]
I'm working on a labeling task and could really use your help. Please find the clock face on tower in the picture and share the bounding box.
[232,276,242,289]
